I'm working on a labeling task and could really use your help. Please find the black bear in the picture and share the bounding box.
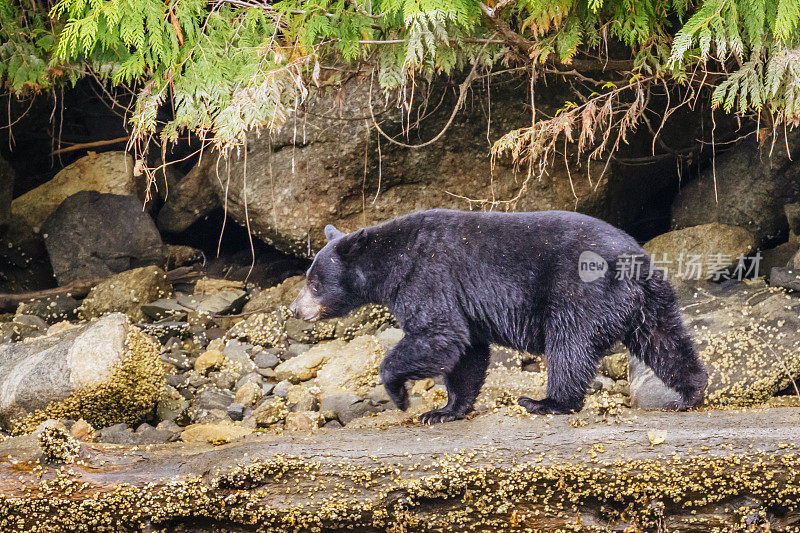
[290,209,708,424]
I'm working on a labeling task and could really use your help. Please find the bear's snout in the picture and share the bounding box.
[290,285,324,321]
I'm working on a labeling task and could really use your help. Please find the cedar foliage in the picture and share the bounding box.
[2,0,800,164]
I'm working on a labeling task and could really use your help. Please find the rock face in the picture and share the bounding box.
[9,152,142,241]
[78,266,173,321]
[156,157,220,233]
[629,280,800,408]
[0,155,14,232]
[672,130,800,248]
[0,313,163,431]
[203,78,669,256]
[42,191,164,285]
[643,223,755,281]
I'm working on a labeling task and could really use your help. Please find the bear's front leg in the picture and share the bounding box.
[419,343,490,424]
[379,333,463,415]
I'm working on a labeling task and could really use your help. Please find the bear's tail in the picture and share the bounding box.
[623,275,708,410]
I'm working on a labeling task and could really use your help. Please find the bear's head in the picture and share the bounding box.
[289,224,368,321]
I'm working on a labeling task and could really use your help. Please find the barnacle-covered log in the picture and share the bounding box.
[2,407,800,531]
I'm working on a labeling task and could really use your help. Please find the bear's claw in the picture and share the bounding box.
[419,409,462,425]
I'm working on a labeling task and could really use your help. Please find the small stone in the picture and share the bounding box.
[273,380,290,398]
[234,380,263,407]
[254,350,281,369]
[286,343,312,359]
[70,419,95,442]
[252,397,288,427]
[323,419,343,429]
[157,385,188,422]
[194,349,225,374]
[285,411,324,431]
[226,402,245,421]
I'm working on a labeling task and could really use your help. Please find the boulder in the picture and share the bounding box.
[78,266,173,321]
[629,280,800,408]
[643,223,755,281]
[319,392,377,425]
[0,155,14,231]
[0,313,163,432]
[274,340,348,383]
[205,78,670,256]
[156,157,220,233]
[42,191,164,285]
[9,152,142,241]
[769,268,800,291]
[671,130,800,248]
[314,335,385,396]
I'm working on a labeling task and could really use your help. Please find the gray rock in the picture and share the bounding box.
[643,223,755,281]
[273,380,290,398]
[226,402,245,421]
[192,387,234,412]
[42,191,163,285]
[286,343,311,359]
[319,393,376,425]
[78,265,173,322]
[376,327,404,352]
[165,373,189,388]
[14,295,80,323]
[628,356,683,409]
[12,314,47,331]
[140,299,188,321]
[323,419,343,429]
[631,279,800,408]
[210,79,653,257]
[157,157,220,233]
[366,386,392,405]
[156,385,188,422]
[223,340,257,373]
[98,423,132,444]
[0,313,162,430]
[9,152,142,242]
[254,350,280,369]
[672,130,800,248]
[194,289,248,316]
[769,267,800,291]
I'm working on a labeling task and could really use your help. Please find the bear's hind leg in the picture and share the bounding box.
[519,341,599,415]
[419,344,490,424]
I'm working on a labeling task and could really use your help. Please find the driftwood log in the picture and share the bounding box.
[2,407,800,531]
[0,267,201,313]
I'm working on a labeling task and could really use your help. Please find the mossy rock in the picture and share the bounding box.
[0,313,164,434]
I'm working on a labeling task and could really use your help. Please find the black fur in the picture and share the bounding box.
[301,209,708,423]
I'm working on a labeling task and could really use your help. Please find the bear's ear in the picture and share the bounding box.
[324,224,345,242]
[336,228,367,258]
